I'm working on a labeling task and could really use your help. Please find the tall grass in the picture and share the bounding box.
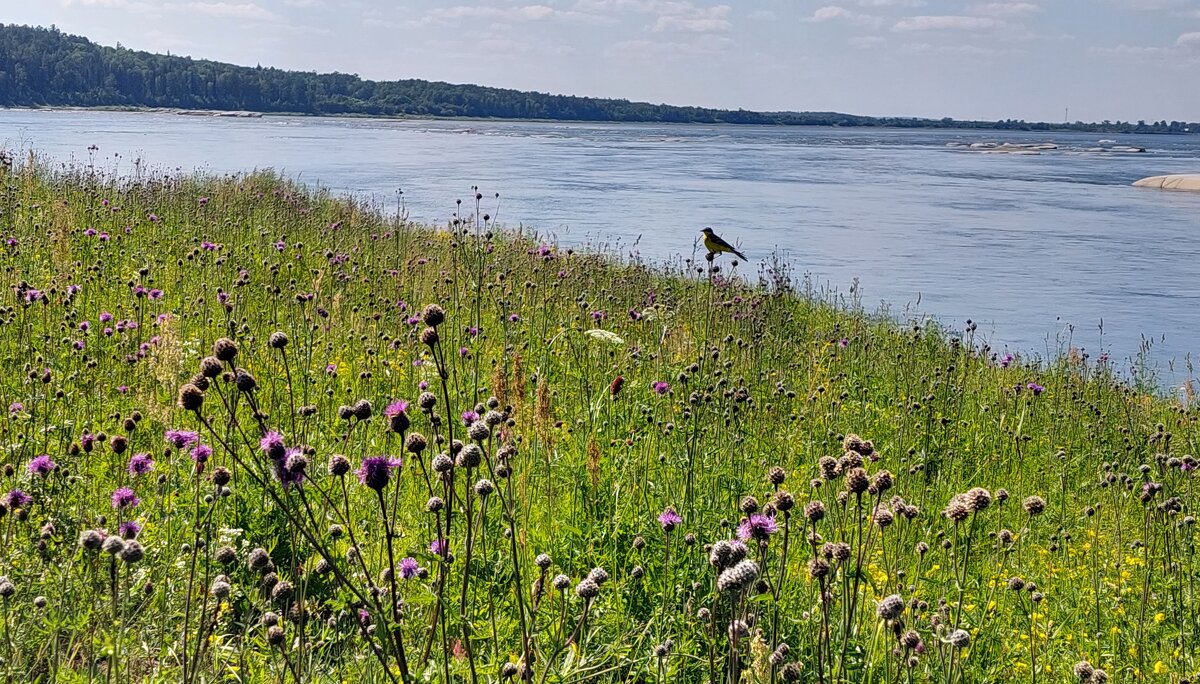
[0,153,1193,683]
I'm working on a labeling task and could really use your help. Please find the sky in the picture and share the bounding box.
[2,0,1198,122]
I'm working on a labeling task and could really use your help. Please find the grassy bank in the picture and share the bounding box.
[0,158,1192,683]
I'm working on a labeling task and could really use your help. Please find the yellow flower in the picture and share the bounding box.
[1155,612,1165,624]
[1154,661,1169,675]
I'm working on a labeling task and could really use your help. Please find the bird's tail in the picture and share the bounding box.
[733,248,747,261]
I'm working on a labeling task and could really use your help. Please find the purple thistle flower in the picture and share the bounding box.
[418,381,429,390]
[127,453,155,476]
[400,557,420,579]
[1026,382,1045,396]
[7,403,22,414]
[508,313,520,323]
[737,514,778,542]
[357,456,402,491]
[119,520,142,539]
[273,452,306,489]
[651,381,670,395]
[3,490,31,509]
[27,454,56,477]
[384,401,409,418]
[658,506,682,532]
[461,411,480,426]
[190,444,213,463]
[100,311,113,323]
[260,431,286,460]
[111,487,140,510]
[165,429,199,449]
[429,538,448,556]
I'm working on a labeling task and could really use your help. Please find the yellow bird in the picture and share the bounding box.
[701,227,747,261]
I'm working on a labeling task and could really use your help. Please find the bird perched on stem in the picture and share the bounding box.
[701,227,746,261]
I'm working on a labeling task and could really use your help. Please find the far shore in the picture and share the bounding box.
[5,104,1196,135]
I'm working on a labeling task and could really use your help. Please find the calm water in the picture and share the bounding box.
[5,109,1200,386]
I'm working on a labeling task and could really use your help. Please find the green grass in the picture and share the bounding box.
[0,157,1193,683]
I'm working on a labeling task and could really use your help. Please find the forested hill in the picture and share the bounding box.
[1,24,1196,133]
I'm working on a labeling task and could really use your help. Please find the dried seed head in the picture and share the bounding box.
[716,559,759,593]
[575,578,600,600]
[845,468,869,495]
[212,337,238,362]
[268,332,289,349]
[200,356,224,378]
[328,454,351,477]
[948,629,970,648]
[405,433,428,454]
[876,594,905,620]
[178,384,204,412]
[118,540,145,563]
[79,529,104,551]
[1023,496,1046,516]
[421,304,446,327]
[102,536,126,555]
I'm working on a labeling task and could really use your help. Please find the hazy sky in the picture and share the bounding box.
[3,0,1198,121]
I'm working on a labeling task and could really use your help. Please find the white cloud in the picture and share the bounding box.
[421,4,610,25]
[892,15,1004,31]
[808,5,882,27]
[970,2,1042,17]
[182,2,278,20]
[856,0,925,5]
[651,4,732,33]
[1179,31,1200,46]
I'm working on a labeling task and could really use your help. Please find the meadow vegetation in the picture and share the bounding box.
[0,152,1194,683]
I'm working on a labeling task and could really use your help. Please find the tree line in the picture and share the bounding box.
[1,24,1195,133]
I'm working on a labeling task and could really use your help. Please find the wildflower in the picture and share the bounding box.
[1026,382,1045,396]
[127,454,153,477]
[27,455,56,477]
[118,520,142,539]
[658,506,682,532]
[111,487,140,510]
[164,429,199,449]
[737,513,778,542]
[461,410,480,426]
[400,557,420,579]
[651,381,670,395]
[260,432,286,460]
[384,400,410,433]
[429,538,448,557]
[4,490,31,509]
[190,444,212,463]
